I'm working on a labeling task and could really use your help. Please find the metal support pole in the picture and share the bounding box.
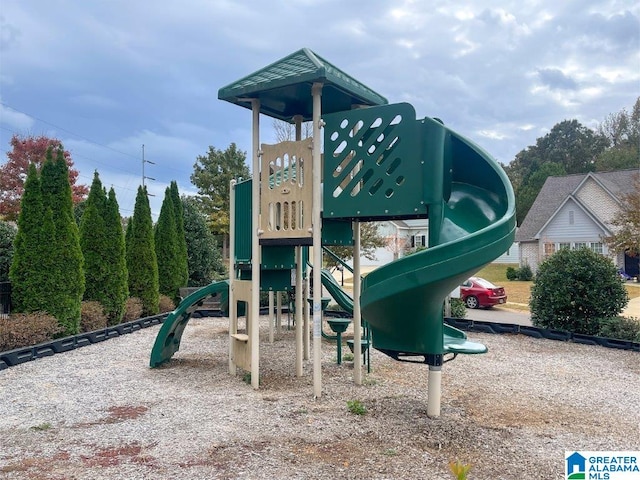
[304,265,310,360]
[353,221,362,385]
[250,99,261,390]
[268,291,274,343]
[229,179,237,376]
[311,82,323,398]
[427,365,442,418]
[295,249,304,376]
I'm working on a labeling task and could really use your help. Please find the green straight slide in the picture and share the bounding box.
[360,123,516,364]
[150,281,229,367]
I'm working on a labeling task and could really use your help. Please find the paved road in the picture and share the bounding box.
[464,306,532,326]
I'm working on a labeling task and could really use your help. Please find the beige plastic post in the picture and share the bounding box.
[311,82,323,398]
[229,179,237,375]
[427,366,442,418]
[353,221,362,385]
[250,99,260,390]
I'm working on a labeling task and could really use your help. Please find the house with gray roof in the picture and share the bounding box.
[515,168,639,276]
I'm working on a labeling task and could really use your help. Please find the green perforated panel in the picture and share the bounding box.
[323,103,427,220]
[233,179,252,266]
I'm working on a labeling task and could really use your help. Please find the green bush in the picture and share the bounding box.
[506,265,533,281]
[517,264,533,281]
[0,312,62,351]
[597,316,640,342]
[448,298,467,318]
[123,297,144,322]
[530,248,628,335]
[80,301,108,332]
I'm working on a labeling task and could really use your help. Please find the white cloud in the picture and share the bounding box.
[0,101,34,130]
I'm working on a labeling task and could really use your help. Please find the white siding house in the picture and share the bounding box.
[516,168,639,275]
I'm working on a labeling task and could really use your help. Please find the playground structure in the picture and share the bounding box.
[150,48,516,417]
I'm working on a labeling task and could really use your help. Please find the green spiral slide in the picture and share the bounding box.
[359,124,516,364]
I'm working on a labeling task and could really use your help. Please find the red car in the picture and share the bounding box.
[460,277,507,309]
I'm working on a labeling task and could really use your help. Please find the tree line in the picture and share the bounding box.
[503,97,639,226]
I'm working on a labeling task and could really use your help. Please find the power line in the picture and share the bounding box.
[0,102,191,176]
[0,101,140,160]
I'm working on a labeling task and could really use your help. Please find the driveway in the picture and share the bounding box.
[464,306,532,326]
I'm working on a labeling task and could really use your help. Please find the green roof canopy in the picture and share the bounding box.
[218,48,388,122]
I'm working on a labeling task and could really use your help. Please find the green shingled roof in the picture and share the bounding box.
[218,48,388,121]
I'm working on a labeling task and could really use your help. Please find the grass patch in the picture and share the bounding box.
[30,423,52,431]
[346,400,367,415]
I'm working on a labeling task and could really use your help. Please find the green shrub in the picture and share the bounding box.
[506,265,533,281]
[0,312,62,351]
[80,301,108,332]
[0,221,16,282]
[158,295,176,314]
[530,248,628,335]
[448,298,466,318]
[123,297,144,322]
[517,264,533,281]
[597,316,640,342]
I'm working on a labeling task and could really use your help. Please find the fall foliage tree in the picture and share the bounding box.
[604,173,640,258]
[0,134,88,221]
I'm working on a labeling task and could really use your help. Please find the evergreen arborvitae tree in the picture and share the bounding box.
[155,187,181,302]
[127,185,159,316]
[104,188,129,324]
[80,172,108,304]
[9,163,49,312]
[170,181,189,290]
[40,148,85,335]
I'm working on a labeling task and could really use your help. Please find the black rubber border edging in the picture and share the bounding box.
[0,313,167,370]
[444,318,639,352]
[2,314,636,371]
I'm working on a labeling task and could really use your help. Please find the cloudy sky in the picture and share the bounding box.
[1,1,638,219]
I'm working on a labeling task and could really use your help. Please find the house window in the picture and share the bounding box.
[559,242,571,250]
[574,242,587,250]
[543,242,556,257]
[590,242,603,254]
[569,211,574,225]
[411,235,426,248]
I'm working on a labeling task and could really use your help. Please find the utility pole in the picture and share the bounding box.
[142,144,155,195]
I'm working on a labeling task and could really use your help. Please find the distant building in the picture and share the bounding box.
[515,168,639,276]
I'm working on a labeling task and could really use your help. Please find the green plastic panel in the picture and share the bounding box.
[321,218,354,246]
[261,245,296,269]
[260,269,293,291]
[234,179,252,266]
[323,103,427,220]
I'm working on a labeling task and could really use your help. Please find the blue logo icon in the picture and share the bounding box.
[566,452,586,479]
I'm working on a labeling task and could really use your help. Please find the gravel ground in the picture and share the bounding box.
[1,316,638,480]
